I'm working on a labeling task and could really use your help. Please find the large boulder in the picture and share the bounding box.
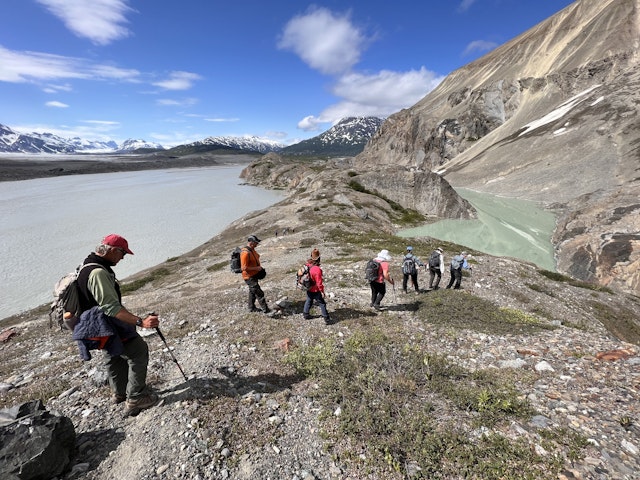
[0,400,76,480]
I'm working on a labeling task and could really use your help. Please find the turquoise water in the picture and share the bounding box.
[399,188,557,270]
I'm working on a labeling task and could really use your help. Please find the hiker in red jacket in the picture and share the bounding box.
[302,248,332,324]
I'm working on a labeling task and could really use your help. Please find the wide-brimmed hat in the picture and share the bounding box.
[247,235,261,243]
[406,246,413,251]
[436,247,443,253]
[102,234,134,255]
[377,249,392,261]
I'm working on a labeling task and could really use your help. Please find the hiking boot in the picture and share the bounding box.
[125,393,158,416]
[112,394,126,405]
[263,307,272,314]
[302,313,311,320]
[324,316,333,325]
[249,306,261,313]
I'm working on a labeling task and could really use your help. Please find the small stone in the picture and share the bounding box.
[535,360,555,372]
[621,439,638,455]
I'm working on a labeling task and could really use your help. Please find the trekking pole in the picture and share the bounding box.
[155,327,189,382]
[148,313,188,382]
[392,282,397,303]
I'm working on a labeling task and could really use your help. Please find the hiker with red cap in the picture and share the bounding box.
[74,234,160,415]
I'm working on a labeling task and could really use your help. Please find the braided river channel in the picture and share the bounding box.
[0,164,284,320]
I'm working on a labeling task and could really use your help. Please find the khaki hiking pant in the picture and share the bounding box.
[103,335,149,400]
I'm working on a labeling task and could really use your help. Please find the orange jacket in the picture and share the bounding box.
[240,247,261,280]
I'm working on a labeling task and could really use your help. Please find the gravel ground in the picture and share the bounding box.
[1,162,639,480]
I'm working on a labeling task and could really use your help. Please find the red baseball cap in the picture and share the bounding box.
[102,234,134,255]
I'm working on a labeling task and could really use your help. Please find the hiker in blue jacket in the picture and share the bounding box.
[446,251,472,289]
[401,246,423,293]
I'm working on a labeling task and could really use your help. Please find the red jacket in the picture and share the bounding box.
[307,263,324,293]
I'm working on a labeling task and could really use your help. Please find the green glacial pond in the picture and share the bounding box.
[399,188,557,271]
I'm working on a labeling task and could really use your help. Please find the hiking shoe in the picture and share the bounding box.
[263,307,272,314]
[302,314,311,320]
[125,393,158,415]
[324,316,333,325]
[112,394,126,405]
[249,307,261,313]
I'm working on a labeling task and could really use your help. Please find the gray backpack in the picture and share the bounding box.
[50,263,103,331]
[402,255,417,275]
[428,251,440,269]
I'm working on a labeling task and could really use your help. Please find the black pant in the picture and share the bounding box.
[370,281,386,307]
[429,267,441,289]
[446,267,462,289]
[245,277,268,311]
[402,272,419,292]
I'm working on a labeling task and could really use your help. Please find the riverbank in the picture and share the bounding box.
[0,152,258,182]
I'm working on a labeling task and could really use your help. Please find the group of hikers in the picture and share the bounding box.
[238,234,471,315]
[367,246,472,310]
[67,233,471,415]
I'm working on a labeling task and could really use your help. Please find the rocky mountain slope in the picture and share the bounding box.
[356,0,640,296]
[1,159,639,480]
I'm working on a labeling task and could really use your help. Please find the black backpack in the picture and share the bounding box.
[402,255,417,275]
[428,251,440,269]
[230,247,245,273]
[364,259,381,282]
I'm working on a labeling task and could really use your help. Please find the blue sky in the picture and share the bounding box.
[1,0,574,147]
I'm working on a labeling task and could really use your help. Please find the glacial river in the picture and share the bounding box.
[0,165,284,320]
[399,188,557,271]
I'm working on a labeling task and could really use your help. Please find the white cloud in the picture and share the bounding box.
[13,120,121,141]
[0,45,140,83]
[45,101,69,108]
[279,8,444,133]
[462,40,499,57]
[297,116,322,131]
[204,117,240,123]
[84,120,120,126]
[36,0,134,46]
[43,83,73,93]
[298,68,444,131]
[156,97,198,107]
[153,71,202,90]
[457,0,477,13]
[278,7,369,75]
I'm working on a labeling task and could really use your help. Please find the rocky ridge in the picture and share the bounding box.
[1,160,640,479]
[355,0,640,296]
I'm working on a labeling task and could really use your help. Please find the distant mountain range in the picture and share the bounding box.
[0,116,384,157]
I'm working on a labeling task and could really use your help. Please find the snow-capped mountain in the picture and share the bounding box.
[0,117,383,156]
[175,135,285,154]
[281,116,384,156]
[117,138,164,152]
[0,123,118,153]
